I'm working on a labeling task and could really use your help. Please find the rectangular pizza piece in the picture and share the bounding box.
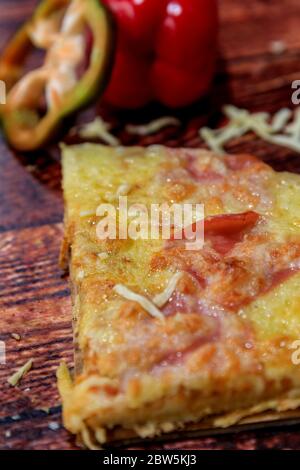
[58,143,300,448]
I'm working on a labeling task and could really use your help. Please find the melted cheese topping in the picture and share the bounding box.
[60,144,300,445]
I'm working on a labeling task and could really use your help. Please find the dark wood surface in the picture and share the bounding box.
[1,0,300,450]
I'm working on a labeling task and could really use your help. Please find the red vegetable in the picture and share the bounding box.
[101,0,219,109]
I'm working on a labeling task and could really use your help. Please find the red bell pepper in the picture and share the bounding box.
[101,0,219,109]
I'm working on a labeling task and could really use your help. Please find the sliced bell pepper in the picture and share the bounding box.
[101,0,219,109]
[0,0,114,151]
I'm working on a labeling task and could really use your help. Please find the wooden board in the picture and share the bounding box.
[1,0,300,450]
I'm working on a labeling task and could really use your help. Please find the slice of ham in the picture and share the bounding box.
[204,211,260,236]
[204,211,260,255]
[170,211,260,255]
[160,211,300,315]
[225,153,263,171]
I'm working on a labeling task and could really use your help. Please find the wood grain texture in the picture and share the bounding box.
[1,0,300,450]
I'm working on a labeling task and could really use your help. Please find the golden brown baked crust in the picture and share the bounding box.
[58,144,300,448]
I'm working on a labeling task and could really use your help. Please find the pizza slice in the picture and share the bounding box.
[58,144,300,448]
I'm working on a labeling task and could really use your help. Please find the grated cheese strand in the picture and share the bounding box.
[266,134,300,153]
[126,117,180,136]
[199,127,224,154]
[113,284,164,321]
[266,108,300,152]
[153,272,183,308]
[79,209,95,217]
[116,183,132,197]
[78,117,120,146]
[11,333,21,341]
[200,124,247,154]
[97,252,109,260]
[199,105,300,154]
[269,40,286,56]
[285,107,300,139]
[271,108,292,132]
[8,359,33,387]
[223,105,273,139]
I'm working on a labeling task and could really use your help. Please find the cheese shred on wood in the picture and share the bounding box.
[126,117,180,136]
[8,359,33,387]
[113,284,164,320]
[200,105,300,154]
[78,117,120,147]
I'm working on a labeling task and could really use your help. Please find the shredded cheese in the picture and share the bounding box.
[8,359,33,387]
[113,284,164,321]
[265,108,300,151]
[153,272,183,308]
[80,210,95,217]
[78,117,120,146]
[56,361,73,399]
[200,124,246,155]
[48,422,60,431]
[200,105,300,154]
[271,108,292,132]
[97,252,109,260]
[116,183,132,197]
[11,333,21,341]
[76,269,85,281]
[223,105,273,139]
[81,425,101,450]
[269,40,286,55]
[126,117,180,136]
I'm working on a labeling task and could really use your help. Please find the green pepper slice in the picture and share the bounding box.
[0,0,114,151]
